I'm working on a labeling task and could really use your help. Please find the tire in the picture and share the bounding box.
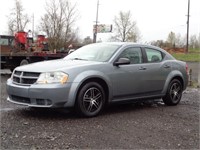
[162,79,183,106]
[1,63,5,69]
[10,68,15,72]
[76,82,106,117]
[20,59,29,66]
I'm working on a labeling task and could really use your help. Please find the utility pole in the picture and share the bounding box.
[93,0,99,43]
[186,0,190,53]
[32,14,34,38]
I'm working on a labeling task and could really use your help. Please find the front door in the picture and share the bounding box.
[111,47,145,100]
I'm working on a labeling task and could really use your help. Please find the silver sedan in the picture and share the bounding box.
[6,42,188,117]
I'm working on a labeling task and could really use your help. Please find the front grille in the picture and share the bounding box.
[14,71,22,76]
[12,70,40,85]
[23,72,40,77]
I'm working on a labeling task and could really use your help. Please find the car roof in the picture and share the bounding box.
[94,42,174,59]
[94,42,157,47]
[95,42,165,51]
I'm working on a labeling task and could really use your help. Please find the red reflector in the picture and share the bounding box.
[186,63,189,74]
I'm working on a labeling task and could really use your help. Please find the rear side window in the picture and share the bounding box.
[145,48,163,63]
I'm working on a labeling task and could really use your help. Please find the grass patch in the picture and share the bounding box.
[172,53,200,62]
[191,81,200,88]
[189,48,200,53]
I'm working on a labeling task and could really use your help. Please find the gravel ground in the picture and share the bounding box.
[0,75,199,149]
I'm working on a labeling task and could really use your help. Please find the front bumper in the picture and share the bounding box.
[6,78,73,108]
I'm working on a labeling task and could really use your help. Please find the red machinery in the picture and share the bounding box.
[14,31,28,50]
[36,35,48,50]
[1,31,66,70]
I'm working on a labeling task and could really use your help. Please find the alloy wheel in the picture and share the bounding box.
[83,87,103,113]
[169,82,181,103]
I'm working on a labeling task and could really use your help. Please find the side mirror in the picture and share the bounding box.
[114,58,130,66]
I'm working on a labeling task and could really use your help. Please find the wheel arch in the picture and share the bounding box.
[66,71,112,107]
[76,77,110,105]
[171,76,184,88]
[20,59,29,66]
[162,71,185,94]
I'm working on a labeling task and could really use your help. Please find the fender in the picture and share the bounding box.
[65,70,112,107]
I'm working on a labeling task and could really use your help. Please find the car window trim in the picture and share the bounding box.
[114,46,144,65]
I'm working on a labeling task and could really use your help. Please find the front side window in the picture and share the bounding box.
[145,48,163,63]
[118,47,143,64]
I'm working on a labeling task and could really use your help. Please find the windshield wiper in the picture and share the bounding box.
[72,58,88,61]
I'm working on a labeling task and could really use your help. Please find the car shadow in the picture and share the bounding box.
[103,100,165,115]
[19,107,78,119]
[18,99,166,120]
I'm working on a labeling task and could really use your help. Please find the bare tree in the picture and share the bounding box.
[8,0,29,35]
[189,34,199,49]
[151,33,186,48]
[111,11,140,42]
[175,33,185,47]
[151,40,165,48]
[83,36,93,45]
[198,33,200,48]
[39,0,78,50]
[167,31,176,48]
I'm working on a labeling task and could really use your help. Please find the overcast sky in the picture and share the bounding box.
[0,0,199,42]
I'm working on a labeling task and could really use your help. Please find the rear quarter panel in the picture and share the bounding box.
[162,60,188,94]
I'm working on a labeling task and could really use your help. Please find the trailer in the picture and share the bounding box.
[0,31,67,71]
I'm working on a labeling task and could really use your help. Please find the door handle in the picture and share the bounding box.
[164,65,170,68]
[139,66,146,70]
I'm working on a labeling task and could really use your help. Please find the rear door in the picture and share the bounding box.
[140,47,172,94]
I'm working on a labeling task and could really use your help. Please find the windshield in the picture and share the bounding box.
[64,43,121,62]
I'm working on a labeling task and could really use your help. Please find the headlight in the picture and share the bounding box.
[36,72,68,84]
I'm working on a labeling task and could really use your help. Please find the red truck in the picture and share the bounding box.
[0,31,67,71]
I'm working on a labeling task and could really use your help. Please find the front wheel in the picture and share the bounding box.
[162,79,183,106]
[20,59,29,66]
[76,82,106,117]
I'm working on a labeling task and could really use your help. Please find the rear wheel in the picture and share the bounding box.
[76,82,105,117]
[163,79,183,106]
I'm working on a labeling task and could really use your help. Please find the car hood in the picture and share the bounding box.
[15,59,102,72]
